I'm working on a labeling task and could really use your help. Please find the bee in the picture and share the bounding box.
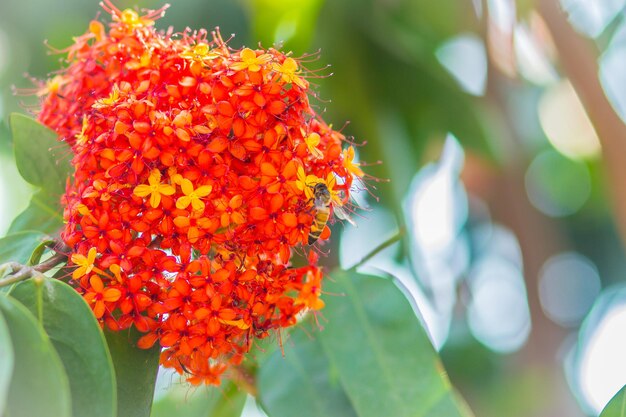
[308,182,353,245]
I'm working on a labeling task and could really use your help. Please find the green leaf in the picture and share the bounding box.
[0,294,71,417]
[319,271,472,416]
[105,327,161,417]
[8,190,64,235]
[27,237,56,265]
[245,0,324,53]
[0,230,47,264]
[258,271,473,417]
[10,113,71,196]
[151,379,246,417]
[0,313,14,414]
[9,277,116,417]
[259,327,358,417]
[601,385,626,417]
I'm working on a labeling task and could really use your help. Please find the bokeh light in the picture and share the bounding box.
[538,79,601,160]
[539,252,601,327]
[436,34,487,96]
[468,256,531,353]
[525,149,591,217]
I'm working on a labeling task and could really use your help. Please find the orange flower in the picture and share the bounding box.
[83,276,122,318]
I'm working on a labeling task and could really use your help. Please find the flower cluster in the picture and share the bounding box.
[37,2,365,384]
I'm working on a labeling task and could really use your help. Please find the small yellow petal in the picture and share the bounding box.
[158,184,176,195]
[72,267,86,280]
[176,196,192,210]
[87,248,98,264]
[148,169,162,185]
[149,192,161,208]
[191,199,206,212]
[195,185,212,197]
[180,178,194,196]
[133,184,152,198]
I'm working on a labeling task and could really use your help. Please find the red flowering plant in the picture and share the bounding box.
[0,2,478,417]
[15,1,365,386]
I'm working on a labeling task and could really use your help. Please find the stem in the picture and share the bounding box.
[0,239,69,288]
[229,365,258,397]
[0,262,46,287]
[33,252,68,272]
[350,228,405,270]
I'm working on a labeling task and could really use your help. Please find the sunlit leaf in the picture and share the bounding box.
[244,0,324,53]
[105,328,161,417]
[10,277,116,417]
[258,271,473,417]
[151,379,246,417]
[0,294,71,417]
[10,113,71,196]
[0,230,47,264]
[600,385,626,417]
[0,313,14,414]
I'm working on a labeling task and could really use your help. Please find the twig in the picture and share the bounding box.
[0,262,46,287]
[0,239,70,287]
[350,228,405,270]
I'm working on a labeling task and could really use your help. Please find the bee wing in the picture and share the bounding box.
[333,204,356,226]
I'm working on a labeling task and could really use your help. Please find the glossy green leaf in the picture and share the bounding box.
[259,327,358,417]
[601,385,626,417]
[0,230,47,264]
[105,327,161,417]
[0,313,14,414]
[27,237,56,265]
[10,113,71,196]
[0,294,71,417]
[258,271,472,417]
[10,277,116,417]
[8,190,64,235]
[319,271,472,417]
[151,379,246,417]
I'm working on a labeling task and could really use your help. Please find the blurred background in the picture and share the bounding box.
[2,0,626,416]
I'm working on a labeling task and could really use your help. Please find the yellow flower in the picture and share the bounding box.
[133,169,176,208]
[71,247,98,280]
[75,116,89,146]
[93,84,121,109]
[117,9,155,29]
[180,43,221,62]
[231,48,272,72]
[176,178,212,212]
[36,75,67,97]
[304,132,323,159]
[296,166,322,200]
[272,57,307,89]
[342,146,364,177]
[168,167,183,185]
